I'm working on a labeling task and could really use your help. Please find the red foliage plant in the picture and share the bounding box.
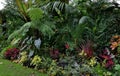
[100,48,114,69]
[105,59,114,68]
[4,48,20,60]
[65,43,69,49]
[79,40,93,58]
[50,48,59,59]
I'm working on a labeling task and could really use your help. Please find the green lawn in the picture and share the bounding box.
[0,59,48,76]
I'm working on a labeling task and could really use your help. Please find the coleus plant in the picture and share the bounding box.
[79,40,93,58]
[100,48,115,69]
[4,48,20,60]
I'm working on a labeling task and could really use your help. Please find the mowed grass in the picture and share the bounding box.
[0,59,48,76]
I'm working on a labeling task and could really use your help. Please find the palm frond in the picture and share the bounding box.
[27,8,43,21]
[8,22,32,41]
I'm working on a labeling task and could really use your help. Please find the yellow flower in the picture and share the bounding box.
[89,57,96,67]
[79,50,86,56]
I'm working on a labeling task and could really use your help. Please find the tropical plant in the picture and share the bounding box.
[31,55,42,69]
[19,51,28,64]
[1,0,120,75]
[4,48,20,60]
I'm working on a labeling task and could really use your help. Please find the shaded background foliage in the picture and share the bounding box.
[0,0,119,56]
